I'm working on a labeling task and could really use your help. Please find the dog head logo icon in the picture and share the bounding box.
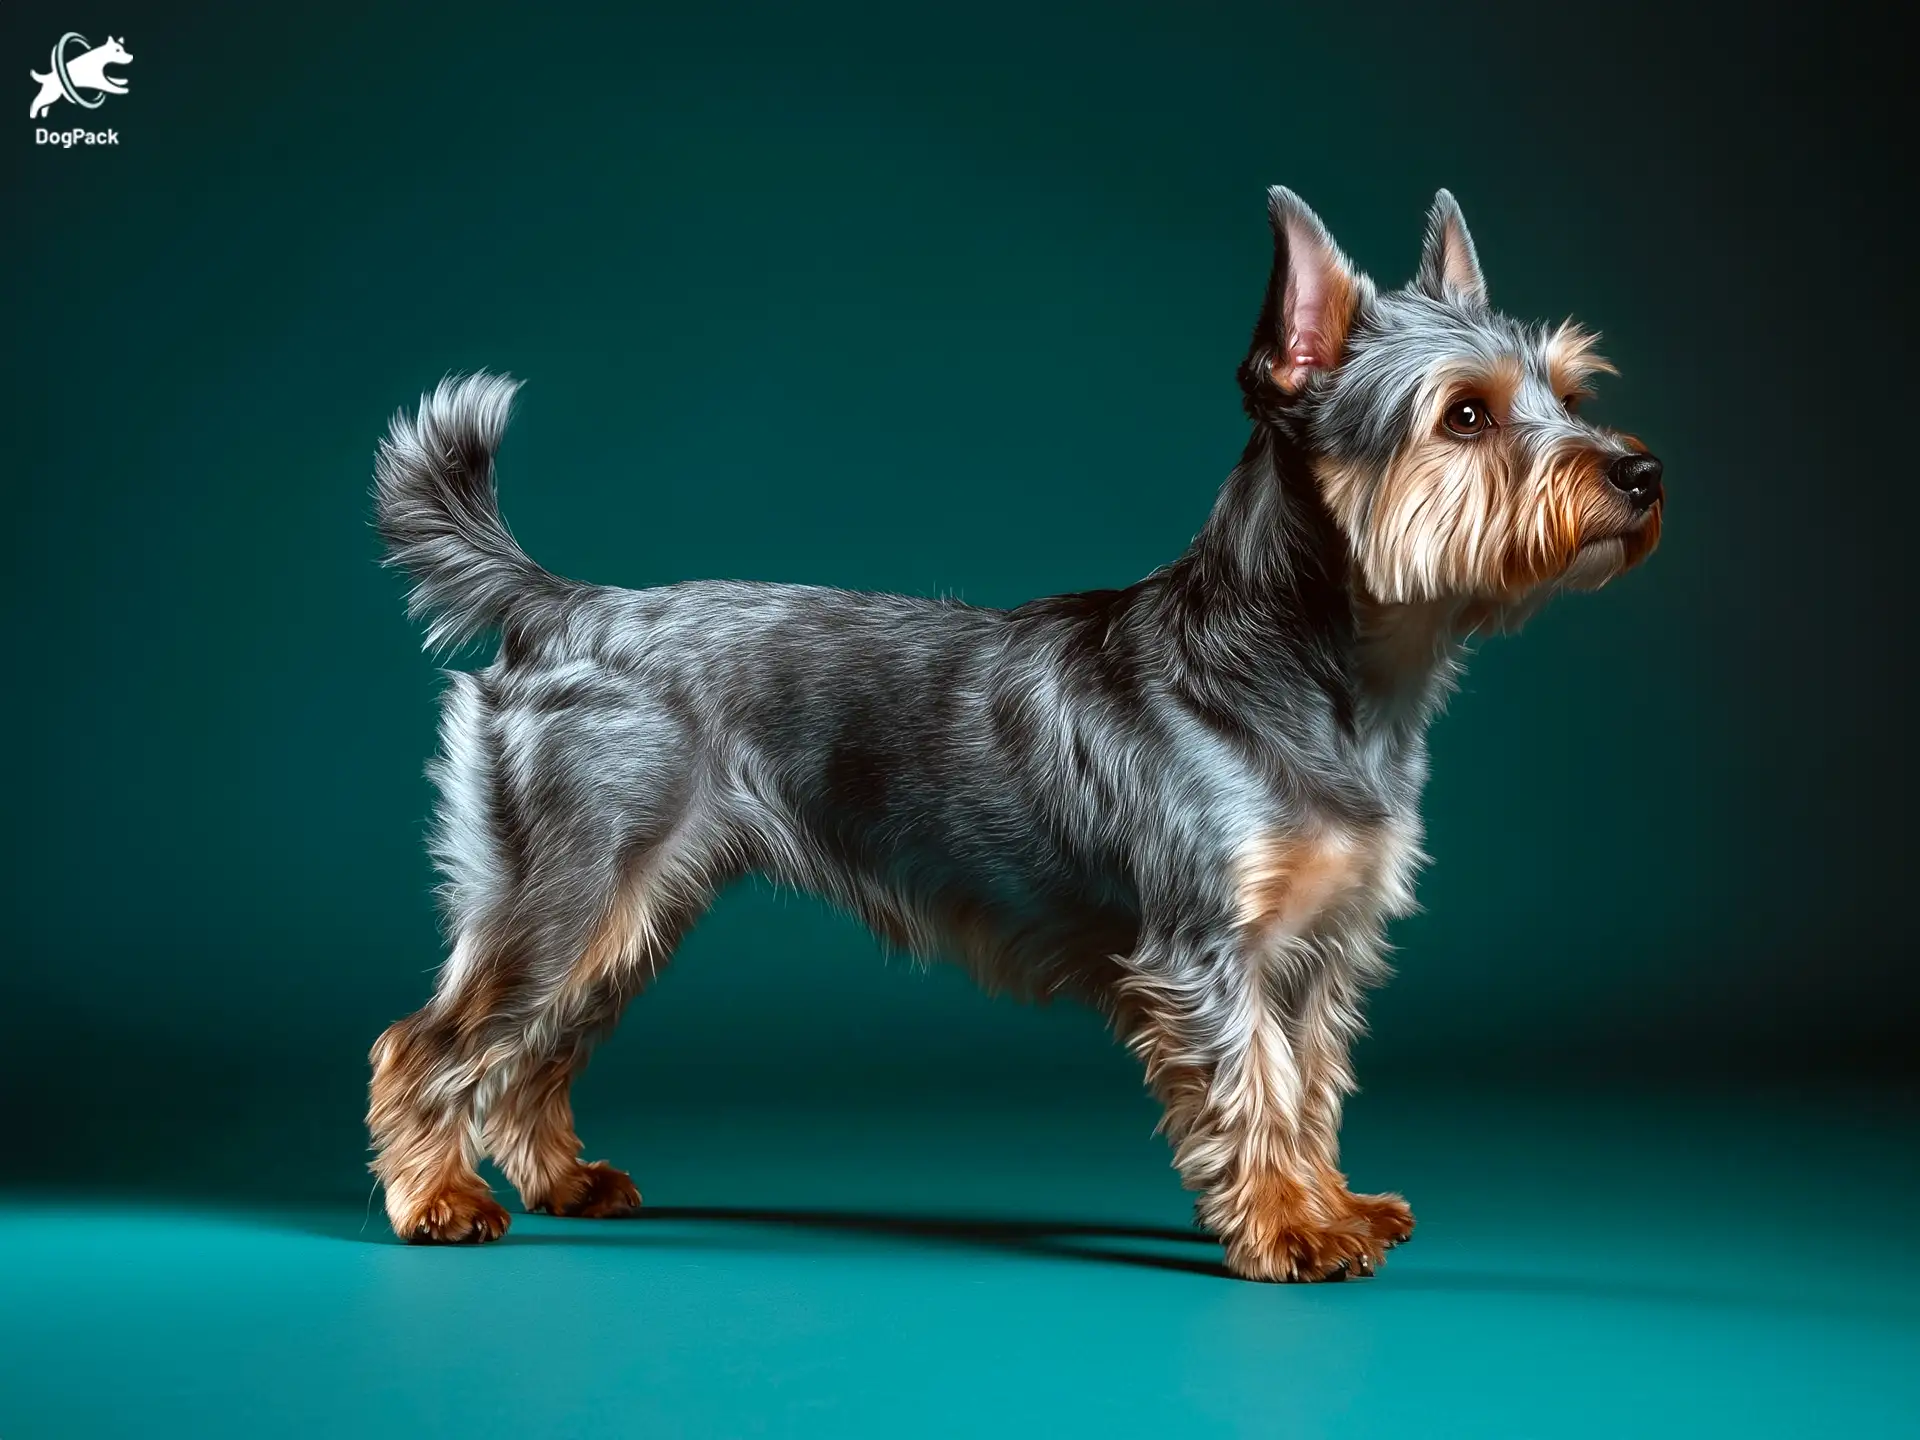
[29,33,132,119]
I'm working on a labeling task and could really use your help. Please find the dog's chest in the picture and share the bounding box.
[1233,802,1425,943]
[1249,698,1436,935]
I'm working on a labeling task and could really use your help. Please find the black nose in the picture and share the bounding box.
[1607,453,1664,510]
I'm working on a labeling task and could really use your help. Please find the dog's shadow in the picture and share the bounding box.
[513,1204,1236,1278]
[304,1204,1915,1319]
[490,1210,1920,1319]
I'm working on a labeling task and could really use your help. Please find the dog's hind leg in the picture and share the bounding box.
[368,836,718,1243]
[481,849,714,1219]
[367,668,730,1242]
[367,927,522,1244]
[482,1045,624,1218]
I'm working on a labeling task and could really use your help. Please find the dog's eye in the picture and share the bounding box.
[1442,399,1491,438]
[1561,393,1586,414]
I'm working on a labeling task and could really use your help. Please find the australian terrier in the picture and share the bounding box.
[367,188,1662,1280]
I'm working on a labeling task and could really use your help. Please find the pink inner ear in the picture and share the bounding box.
[1274,226,1340,386]
[1272,332,1326,390]
[1439,218,1479,297]
[1288,263,1331,367]
[1287,334,1326,369]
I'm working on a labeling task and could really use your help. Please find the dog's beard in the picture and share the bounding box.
[1559,538,1626,592]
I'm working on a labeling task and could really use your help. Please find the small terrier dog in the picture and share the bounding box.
[368,188,1662,1280]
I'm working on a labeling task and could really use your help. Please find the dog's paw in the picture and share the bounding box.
[535,1161,642,1219]
[1345,1190,1415,1247]
[401,1187,512,1245]
[1224,1221,1389,1283]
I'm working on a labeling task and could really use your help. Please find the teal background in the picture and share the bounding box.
[2,1,1912,1436]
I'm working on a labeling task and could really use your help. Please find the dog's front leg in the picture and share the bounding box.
[1287,962,1415,1254]
[1118,931,1397,1281]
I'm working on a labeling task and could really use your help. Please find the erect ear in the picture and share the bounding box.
[1417,189,1487,306]
[1247,187,1365,395]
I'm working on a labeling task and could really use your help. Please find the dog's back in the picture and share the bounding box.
[375,376,1146,990]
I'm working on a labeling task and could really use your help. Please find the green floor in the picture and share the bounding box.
[3,1090,1913,1437]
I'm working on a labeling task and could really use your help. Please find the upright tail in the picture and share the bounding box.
[374,373,574,651]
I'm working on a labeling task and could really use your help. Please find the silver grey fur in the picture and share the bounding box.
[374,367,1405,1040]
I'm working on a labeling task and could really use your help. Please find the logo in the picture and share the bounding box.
[29,32,131,140]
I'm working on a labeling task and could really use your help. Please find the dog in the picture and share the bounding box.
[366,188,1662,1280]
[28,35,131,119]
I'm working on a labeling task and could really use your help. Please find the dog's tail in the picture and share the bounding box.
[374,372,576,651]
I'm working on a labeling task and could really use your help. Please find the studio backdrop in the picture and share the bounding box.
[2,0,1909,1199]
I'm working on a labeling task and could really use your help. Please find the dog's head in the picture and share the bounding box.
[98,36,133,66]
[1239,188,1661,611]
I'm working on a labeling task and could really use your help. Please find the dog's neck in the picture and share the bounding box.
[1350,592,1467,741]
[1354,584,1559,743]
[1157,426,1467,748]
[1152,426,1360,731]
